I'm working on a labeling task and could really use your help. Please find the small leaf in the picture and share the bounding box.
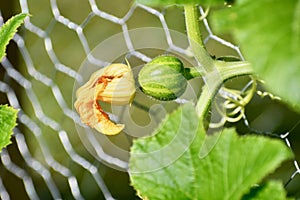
[136,0,227,7]
[129,104,293,200]
[0,105,18,151]
[242,181,287,200]
[0,13,28,61]
[211,0,300,111]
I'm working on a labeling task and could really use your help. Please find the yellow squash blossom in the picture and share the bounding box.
[74,63,135,135]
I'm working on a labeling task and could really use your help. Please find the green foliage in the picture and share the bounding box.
[0,13,27,151]
[211,0,300,111]
[242,181,287,200]
[0,105,18,151]
[130,104,293,200]
[0,13,28,61]
[136,0,226,6]
[130,1,297,199]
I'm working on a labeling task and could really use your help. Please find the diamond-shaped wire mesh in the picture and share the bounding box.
[0,0,299,199]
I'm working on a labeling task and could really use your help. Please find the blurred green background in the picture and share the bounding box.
[0,0,299,199]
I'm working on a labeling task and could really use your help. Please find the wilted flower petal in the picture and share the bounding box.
[74,63,135,135]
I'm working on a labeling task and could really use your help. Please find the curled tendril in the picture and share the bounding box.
[199,7,210,21]
[256,90,281,101]
[256,79,281,100]
[209,78,257,128]
[209,77,283,129]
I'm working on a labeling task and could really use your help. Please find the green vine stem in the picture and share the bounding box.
[184,4,214,72]
[184,5,254,120]
[196,61,253,121]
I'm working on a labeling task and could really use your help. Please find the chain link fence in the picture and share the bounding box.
[0,0,299,199]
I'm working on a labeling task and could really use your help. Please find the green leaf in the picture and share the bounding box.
[136,0,227,7]
[242,181,287,200]
[211,0,300,111]
[0,105,18,151]
[0,13,28,61]
[129,104,293,200]
[130,103,204,199]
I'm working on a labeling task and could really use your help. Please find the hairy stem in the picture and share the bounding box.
[184,5,254,120]
[184,5,214,73]
[196,61,253,121]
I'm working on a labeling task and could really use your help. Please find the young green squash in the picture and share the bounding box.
[138,55,188,101]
